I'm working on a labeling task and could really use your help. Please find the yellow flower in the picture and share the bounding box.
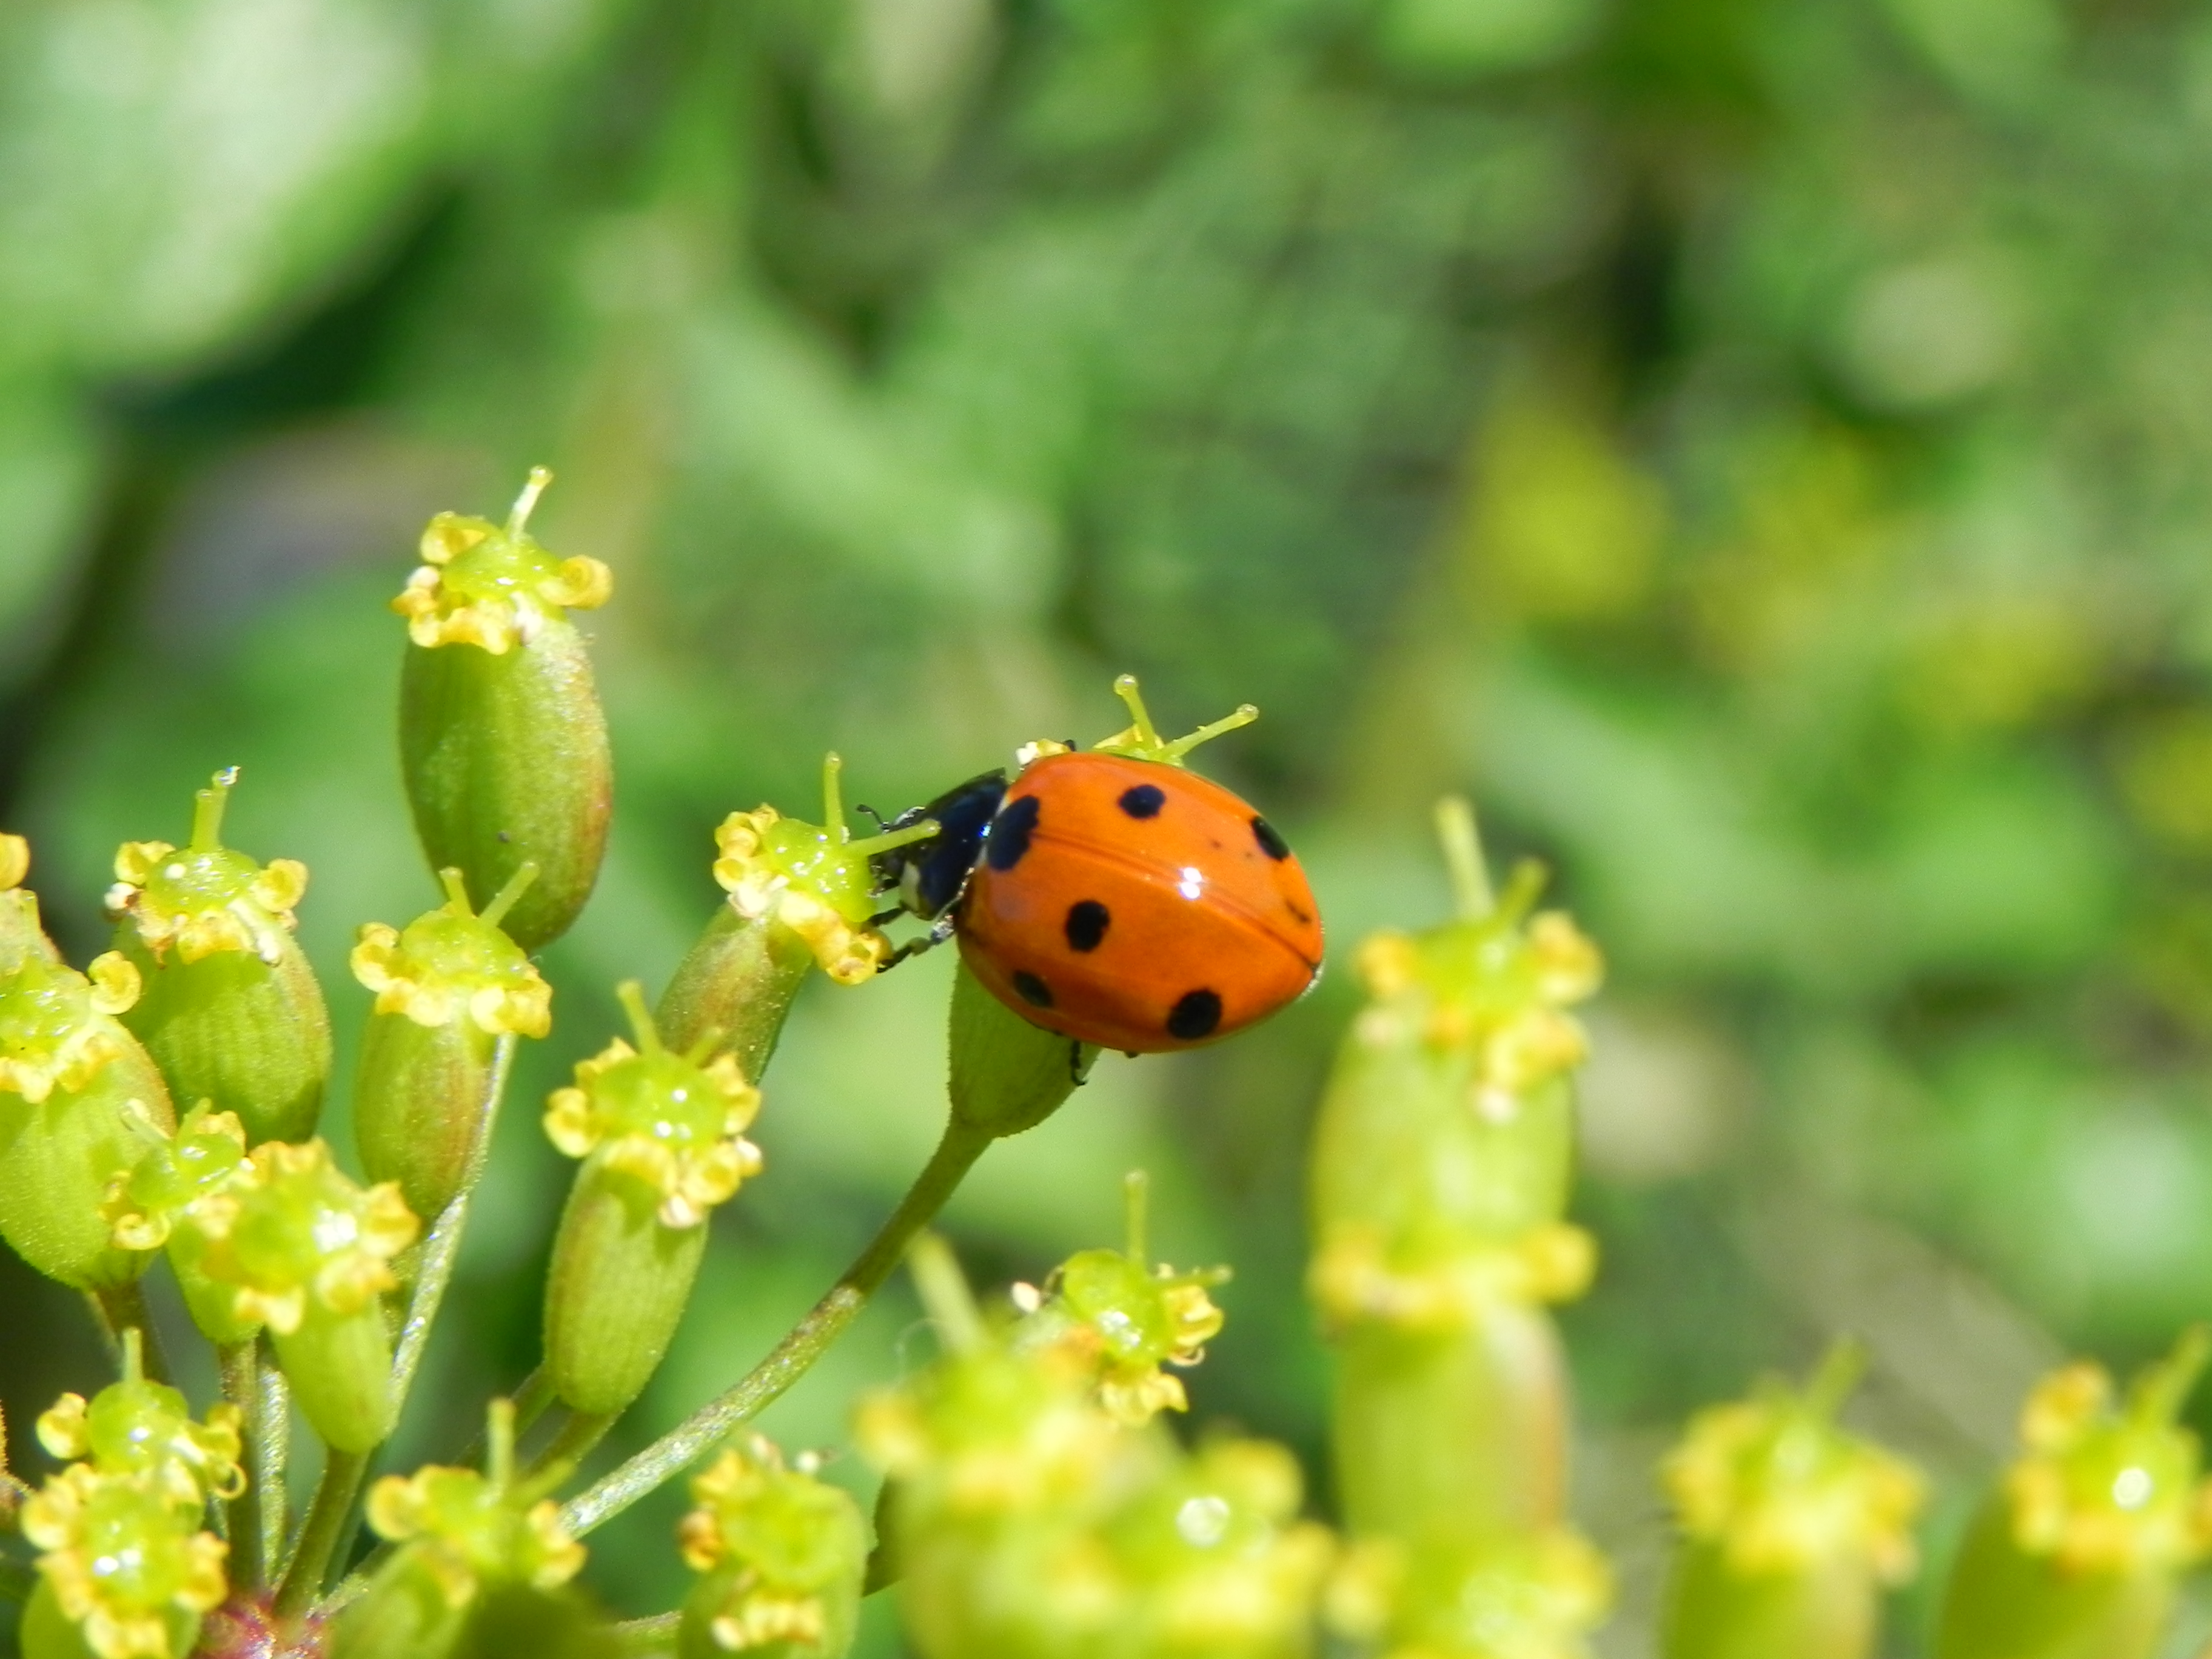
[1663,1349,1924,1583]
[350,868,552,1037]
[677,1437,866,1652]
[106,776,308,965]
[0,953,139,1104]
[391,469,612,654]
[365,1466,583,1608]
[22,1465,227,1659]
[712,806,891,986]
[0,833,26,891]
[36,1378,244,1509]
[191,1140,419,1334]
[1309,1222,1597,1332]
[541,987,765,1228]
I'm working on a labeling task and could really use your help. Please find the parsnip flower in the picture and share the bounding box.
[1327,1529,1610,1659]
[2002,1333,2212,1574]
[1309,1222,1597,1332]
[351,867,551,1036]
[37,1367,244,1508]
[0,951,139,1104]
[1663,1349,1924,1583]
[542,988,763,1230]
[365,1466,583,1607]
[0,832,25,891]
[391,468,612,653]
[107,774,306,967]
[101,1102,249,1252]
[192,1139,418,1335]
[677,1437,866,1654]
[22,1465,227,1659]
[1017,1181,1232,1423]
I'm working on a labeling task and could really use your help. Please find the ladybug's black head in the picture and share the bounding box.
[871,770,1008,919]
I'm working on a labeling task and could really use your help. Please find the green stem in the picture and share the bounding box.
[273,1447,369,1617]
[558,1116,994,1537]
[526,1409,615,1488]
[89,1281,169,1384]
[0,1558,31,1603]
[612,1612,681,1655]
[217,1343,267,1589]
[250,1339,289,1588]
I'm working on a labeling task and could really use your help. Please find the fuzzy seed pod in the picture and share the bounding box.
[336,1401,586,1659]
[0,947,173,1290]
[1934,1330,2212,1659]
[107,769,331,1145]
[190,1139,419,1452]
[352,865,550,1219]
[541,985,763,1416]
[659,754,938,1070]
[395,469,613,953]
[1660,1347,1923,1659]
[675,1437,866,1659]
[947,959,1096,1141]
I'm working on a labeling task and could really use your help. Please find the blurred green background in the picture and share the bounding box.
[5,0,2212,1651]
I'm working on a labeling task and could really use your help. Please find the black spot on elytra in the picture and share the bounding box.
[1012,970,1054,1008]
[1065,900,1110,952]
[1251,816,1290,860]
[1166,989,1222,1041]
[1118,784,1166,819]
[987,795,1041,870]
[1287,900,1313,925]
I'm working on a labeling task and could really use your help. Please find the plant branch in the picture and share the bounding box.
[272,1446,369,1618]
[89,1281,169,1384]
[612,1612,680,1654]
[558,1116,993,1537]
[217,1343,269,1589]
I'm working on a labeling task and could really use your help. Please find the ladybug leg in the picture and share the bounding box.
[1067,1041,1088,1086]
[877,911,959,973]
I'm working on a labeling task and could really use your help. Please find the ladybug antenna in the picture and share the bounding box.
[1124,1168,1150,1263]
[1096,674,1258,767]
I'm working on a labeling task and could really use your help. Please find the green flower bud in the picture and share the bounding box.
[0,833,61,971]
[107,768,332,1145]
[542,984,764,1416]
[1013,1171,1229,1424]
[395,469,614,953]
[1660,1346,1924,1659]
[352,865,551,1219]
[660,754,938,1067]
[20,1466,227,1659]
[35,1332,246,1510]
[0,946,173,1290]
[336,1401,587,1659]
[1325,1529,1611,1659]
[1935,1329,2212,1659]
[192,1139,420,1452]
[1312,800,1603,1545]
[101,1104,258,1344]
[675,1436,865,1659]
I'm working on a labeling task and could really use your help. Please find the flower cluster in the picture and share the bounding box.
[364,1464,585,1609]
[20,1341,238,1659]
[0,951,139,1104]
[351,871,552,1036]
[677,1436,866,1653]
[192,1139,418,1334]
[101,1103,250,1253]
[391,469,613,654]
[712,804,893,986]
[1663,1367,1923,1583]
[107,774,308,967]
[1327,1529,1612,1659]
[543,1024,763,1230]
[2003,1341,2212,1574]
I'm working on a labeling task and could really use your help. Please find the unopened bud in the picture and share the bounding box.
[108,768,332,1144]
[675,1436,865,1659]
[0,948,173,1290]
[396,469,613,952]
[542,985,763,1415]
[353,864,550,1218]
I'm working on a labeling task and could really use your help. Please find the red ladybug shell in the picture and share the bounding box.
[956,752,1324,1052]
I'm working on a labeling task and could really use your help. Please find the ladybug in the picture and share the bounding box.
[870,677,1324,1053]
